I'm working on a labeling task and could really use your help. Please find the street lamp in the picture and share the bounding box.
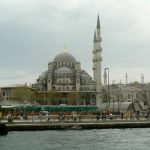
[113,99,115,113]
[104,68,110,109]
[131,91,134,112]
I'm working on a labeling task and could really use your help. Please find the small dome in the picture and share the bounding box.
[55,67,73,74]
[39,70,48,79]
[80,70,91,79]
[53,52,76,62]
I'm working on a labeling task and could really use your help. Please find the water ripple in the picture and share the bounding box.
[1,129,150,150]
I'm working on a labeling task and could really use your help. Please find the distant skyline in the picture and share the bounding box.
[0,0,150,87]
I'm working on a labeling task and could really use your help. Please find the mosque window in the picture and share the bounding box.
[3,92,5,96]
[128,94,130,99]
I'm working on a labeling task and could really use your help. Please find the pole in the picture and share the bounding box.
[104,68,110,110]
[108,68,110,108]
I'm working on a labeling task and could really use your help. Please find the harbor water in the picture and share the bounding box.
[0,129,150,150]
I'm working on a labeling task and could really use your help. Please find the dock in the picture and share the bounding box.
[4,120,150,132]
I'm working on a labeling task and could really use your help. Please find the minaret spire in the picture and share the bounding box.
[97,14,100,29]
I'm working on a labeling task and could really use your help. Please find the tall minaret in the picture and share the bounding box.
[93,15,103,107]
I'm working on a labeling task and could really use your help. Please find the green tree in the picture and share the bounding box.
[102,87,108,103]
[13,86,35,103]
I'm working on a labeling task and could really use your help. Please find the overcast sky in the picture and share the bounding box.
[0,0,150,87]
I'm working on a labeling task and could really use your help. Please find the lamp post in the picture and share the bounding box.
[104,68,110,110]
[113,99,115,113]
[131,91,134,112]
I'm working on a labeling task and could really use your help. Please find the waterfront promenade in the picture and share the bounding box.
[1,114,150,132]
[5,120,150,131]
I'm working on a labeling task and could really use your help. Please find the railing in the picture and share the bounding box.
[1,114,148,123]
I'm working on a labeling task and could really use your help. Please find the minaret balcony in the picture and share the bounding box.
[92,67,96,70]
[96,48,102,52]
[93,58,102,62]
[96,37,102,42]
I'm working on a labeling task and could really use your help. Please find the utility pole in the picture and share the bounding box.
[104,68,110,110]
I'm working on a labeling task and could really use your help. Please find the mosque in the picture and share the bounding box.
[32,16,102,106]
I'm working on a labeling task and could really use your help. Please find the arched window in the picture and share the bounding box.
[63,86,65,90]
[128,94,131,99]
[67,86,69,90]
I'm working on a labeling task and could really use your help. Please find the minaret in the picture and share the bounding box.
[93,15,103,107]
[93,31,97,81]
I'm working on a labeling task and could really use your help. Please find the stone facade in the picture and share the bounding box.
[32,51,97,93]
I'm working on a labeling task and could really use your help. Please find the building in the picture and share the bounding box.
[102,82,150,112]
[32,15,103,106]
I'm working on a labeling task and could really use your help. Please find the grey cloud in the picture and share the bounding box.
[0,0,150,86]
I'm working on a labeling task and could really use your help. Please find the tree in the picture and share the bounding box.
[13,86,36,103]
[102,87,108,103]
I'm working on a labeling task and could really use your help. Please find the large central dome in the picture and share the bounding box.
[53,52,76,62]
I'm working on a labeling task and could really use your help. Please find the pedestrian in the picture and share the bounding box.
[0,111,2,123]
[96,111,100,121]
[47,112,52,122]
[72,111,77,121]
[7,112,13,122]
[120,112,124,120]
[109,112,113,120]
[23,112,28,121]
[31,110,34,122]
[78,112,82,122]
[102,111,106,120]
[145,110,149,120]
[136,110,140,120]
[130,112,134,120]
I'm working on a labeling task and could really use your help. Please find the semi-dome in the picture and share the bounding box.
[80,70,91,79]
[38,70,48,79]
[55,67,73,74]
[53,52,76,62]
